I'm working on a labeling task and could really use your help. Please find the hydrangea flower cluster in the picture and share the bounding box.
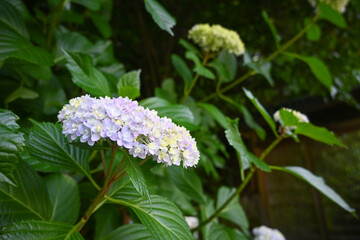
[188,24,245,56]
[308,0,350,13]
[273,108,309,124]
[58,95,200,167]
[253,226,285,240]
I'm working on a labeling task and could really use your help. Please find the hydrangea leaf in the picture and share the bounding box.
[26,120,91,178]
[243,52,274,86]
[117,70,141,99]
[144,0,176,36]
[197,102,229,129]
[0,108,24,186]
[64,50,111,97]
[179,38,202,57]
[0,220,84,240]
[102,223,152,240]
[217,51,237,81]
[217,187,249,234]
[94,204,121,240]
[167,166,205,203]
[318,2,346,28]
[225,119,270,172]
[72,0,100,10]
[261,10,280,48]
[0,160,51,228]
[171,54,193,86]
[243,88,277,137]
[208,223,248,240]
[0,0,29,39]
[185,51,215,80]
[305,18,321,41]
[272,166,356,217]
[238,105,266,140]
[45,174,80,225]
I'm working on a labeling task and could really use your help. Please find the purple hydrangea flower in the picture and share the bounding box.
[58,95,200,167]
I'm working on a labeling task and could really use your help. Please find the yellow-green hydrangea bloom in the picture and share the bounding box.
[308,0,350,13]
[188,24,245,56]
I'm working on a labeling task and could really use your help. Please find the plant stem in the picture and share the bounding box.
[192,135,284,232]
[181,54,212,104]
[200,13,319,102]
[46,0,65,49]
[100,150,107,176]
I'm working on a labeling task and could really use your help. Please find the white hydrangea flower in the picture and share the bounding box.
[58,95,200,167]
[253,226,285,240]
[188,24,245,56]
[273,108,309,125]
[308,0,350,13]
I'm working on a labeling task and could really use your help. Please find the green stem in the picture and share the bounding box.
[200,13,319,102]
[46,0,65,49]
[181,54,212,104]
[192,136,284,232]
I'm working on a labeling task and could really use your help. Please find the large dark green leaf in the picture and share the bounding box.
[45,174,80,225]
[102,223,153,240]
[0,109,24,186]
[117,70,141,99]
[243,88,277,136]
[167,166,205,203]
[5,86,38,105]
[64,50,111,97]
[0,161,51,228]
[0,0,29,39]
[238,105,266,140]
[144,0,176,36]
[140,97,198,130]
[216,187,249,233]
[272,166,356,216]
[171,54,193,86]
[217,51,237,81]
[123,153,150,203]
[225,119,270,172]
[55,31,92,62]
[243,52,273,86]
[26,120,91,178]
[318,2,346,28]
[0,220,84,239]
[94,204,120,240]
[108,179,193,240]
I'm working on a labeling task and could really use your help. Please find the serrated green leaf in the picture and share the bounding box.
[171,54,193,86]
[318,2,346,28]
[26,120,91,177]
[55,31,92,62]
[0,22,53,66]
[0,161,51,227]
[217,187,249,233]
[90,13,112,38]
[102,223,153,240]
[185,51,215,79]
[64,50,111,97]
[225,119,270,172]
[72,0,100,10]
[140,97,198,130]
[272,166,356,216]
[144,0,176,35]
[0,0,29,39]
[284,52,332,90]
[117,70,141,99]
[45,174,80,224]
[5,58,52,80]
[123,152,150,203]
[0,109,24,186]
[167,166,205,203]
[197,102,229,129]
[238,105,266,140]
[243,88,277,136]
[295,122,345,147]
[0,220,84,239]
[21,150,60,173]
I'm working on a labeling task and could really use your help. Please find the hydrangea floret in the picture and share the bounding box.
[58,95,200,167]
[188,23,245,56]
[308,0,350,13]
[253,225,286,240]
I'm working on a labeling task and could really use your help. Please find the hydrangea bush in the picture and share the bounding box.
[0,0,357,239]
